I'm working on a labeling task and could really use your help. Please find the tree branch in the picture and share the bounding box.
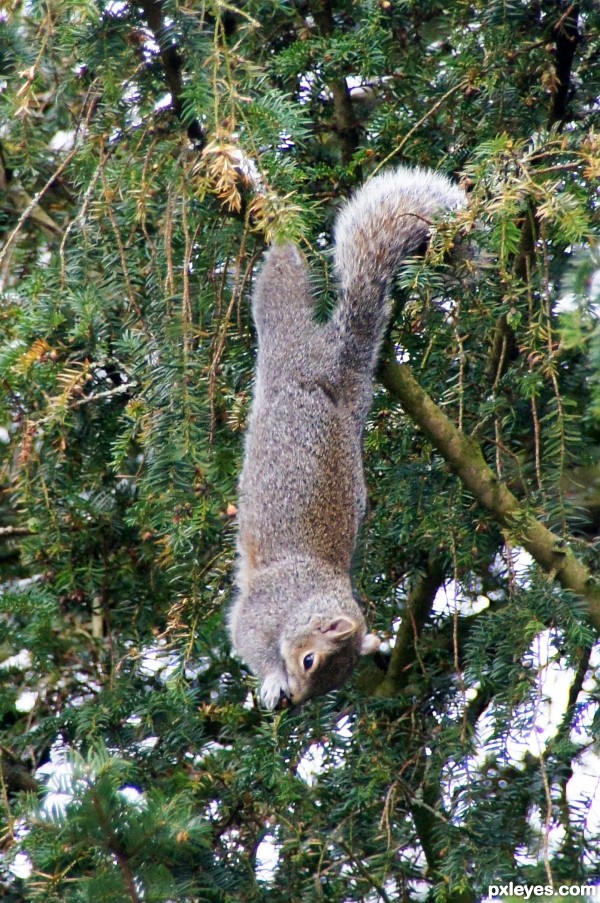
[485,4,580,382]
[137,0,206,148]
[407,776,476,903]
[549,4,579,128]
[0,526,36,538]
[0,750,38,794]
[374,557,447,697]
[379,354,600,632]
[308,0,361,165]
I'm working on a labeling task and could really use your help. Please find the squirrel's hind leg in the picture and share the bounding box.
[252,244,316,340]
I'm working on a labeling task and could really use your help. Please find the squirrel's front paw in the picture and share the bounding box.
[260,673,290,710]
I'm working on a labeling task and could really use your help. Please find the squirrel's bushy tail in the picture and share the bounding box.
[334,166,465,293]
[331,167,465,367]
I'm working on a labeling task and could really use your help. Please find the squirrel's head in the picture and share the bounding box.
[280,615,380,705]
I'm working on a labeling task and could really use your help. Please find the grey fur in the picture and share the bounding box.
[229,167,466,708]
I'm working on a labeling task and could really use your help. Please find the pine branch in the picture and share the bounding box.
[91,791,142,903]
[486,651,593,866]
[308,0,361,164]
[549,4,580,128]
[553,643,592,746]
[485,198,537,381]
[380,354,600,633]
[137,0,206,148]
[407,776,476,903]
[486,3,580,382]
[374,556,447,697]
[0,750,38,794]
[336,839,392,903]
[0,146,75,274]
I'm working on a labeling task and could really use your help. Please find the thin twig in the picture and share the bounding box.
[371,80,469,178]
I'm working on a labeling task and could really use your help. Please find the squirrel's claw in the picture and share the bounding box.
[260,672,290,710]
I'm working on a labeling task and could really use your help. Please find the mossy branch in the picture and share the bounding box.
[380,354,600,632]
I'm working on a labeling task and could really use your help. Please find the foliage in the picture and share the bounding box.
[0,1,599,901]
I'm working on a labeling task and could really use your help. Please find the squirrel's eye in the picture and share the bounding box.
[303,653,314,671]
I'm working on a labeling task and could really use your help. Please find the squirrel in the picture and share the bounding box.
[229,167,466,709]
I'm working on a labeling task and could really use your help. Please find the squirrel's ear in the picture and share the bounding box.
[360,633,380,656]
[322,617,357,641]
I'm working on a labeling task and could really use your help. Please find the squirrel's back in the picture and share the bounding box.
[230,167,466,708]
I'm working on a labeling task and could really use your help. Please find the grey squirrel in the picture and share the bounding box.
[229,167,466,708]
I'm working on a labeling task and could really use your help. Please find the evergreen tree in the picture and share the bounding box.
[1,1,599,900]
